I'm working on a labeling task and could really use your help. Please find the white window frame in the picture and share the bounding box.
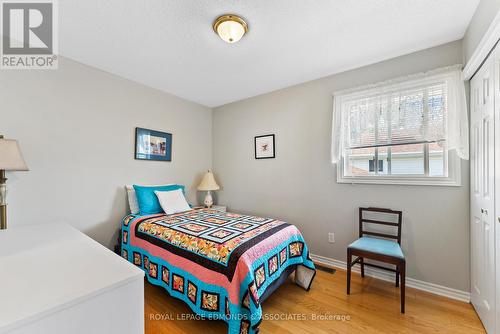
[336,151,461,186]
[334,73,462,187]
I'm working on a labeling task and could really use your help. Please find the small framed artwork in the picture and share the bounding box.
[135,127,172,161]
[254,134,275,159]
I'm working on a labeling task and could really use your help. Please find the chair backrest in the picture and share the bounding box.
[359,207,403,244]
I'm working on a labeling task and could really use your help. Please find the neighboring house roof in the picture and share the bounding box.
[350,142,443,155]
[347,165,371,176]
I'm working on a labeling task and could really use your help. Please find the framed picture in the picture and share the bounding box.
[135,127,172,161]
[254,134,275,159]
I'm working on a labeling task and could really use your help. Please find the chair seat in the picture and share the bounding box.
[348,236,405,259]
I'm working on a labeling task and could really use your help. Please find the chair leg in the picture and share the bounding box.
[347,249,352,295]
[360,257,365,278]
[400,261,406,313]
[395,265,399,287]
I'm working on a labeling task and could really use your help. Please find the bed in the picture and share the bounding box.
[120,207,316,334]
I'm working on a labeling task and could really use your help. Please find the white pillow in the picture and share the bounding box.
[126,184,174,214]
[155,189,191,215]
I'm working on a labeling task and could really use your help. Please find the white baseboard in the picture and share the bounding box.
[310,254,471,303]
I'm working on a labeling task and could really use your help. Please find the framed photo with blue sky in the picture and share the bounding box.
[135,127,172,161]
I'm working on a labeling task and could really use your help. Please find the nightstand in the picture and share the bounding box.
[211,205,227,212]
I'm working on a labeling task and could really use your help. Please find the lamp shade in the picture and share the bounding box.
[0,139,29,171]
[197,170,220,191]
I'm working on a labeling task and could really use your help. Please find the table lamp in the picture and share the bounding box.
[197,170,220,208]
[0,136,29,229]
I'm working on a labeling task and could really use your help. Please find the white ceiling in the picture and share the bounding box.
[60,0,479,107]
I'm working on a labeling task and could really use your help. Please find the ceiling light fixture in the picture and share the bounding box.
[213,14,248,44]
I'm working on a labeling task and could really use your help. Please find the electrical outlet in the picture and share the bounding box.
[328,232,335,243]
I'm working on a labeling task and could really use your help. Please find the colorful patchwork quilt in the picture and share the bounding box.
[121,208,316,334]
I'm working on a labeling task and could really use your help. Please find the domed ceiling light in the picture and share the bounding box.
[213,14,248,44]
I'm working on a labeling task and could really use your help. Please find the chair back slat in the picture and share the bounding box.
[362,231,399,240]
[359,207,402,244]
[362,219,399,227]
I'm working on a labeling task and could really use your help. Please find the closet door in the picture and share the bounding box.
[471,52,496,333]
[495,44,500,334]
[470,63,482,315]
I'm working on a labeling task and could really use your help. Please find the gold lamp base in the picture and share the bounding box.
[0,205,5,230]
[0,169,6,230]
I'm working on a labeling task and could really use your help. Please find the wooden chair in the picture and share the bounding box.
[346,207,406,313]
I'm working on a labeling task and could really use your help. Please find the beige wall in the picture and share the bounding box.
[0,57,212,248]
[213,41,470,291]
[463,0,500,63]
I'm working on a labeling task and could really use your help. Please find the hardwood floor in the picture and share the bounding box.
[145,267,485,333]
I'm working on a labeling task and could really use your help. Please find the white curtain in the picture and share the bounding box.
[446,70,469,160]
[331,65,469,163]
[331,98,343,164]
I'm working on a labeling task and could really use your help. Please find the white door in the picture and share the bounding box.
[471,51,496,333]
[494,43,500,334]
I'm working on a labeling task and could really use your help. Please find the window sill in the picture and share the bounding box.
[336,175,461,187]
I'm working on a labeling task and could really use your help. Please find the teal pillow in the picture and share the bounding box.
[133,184,185,215]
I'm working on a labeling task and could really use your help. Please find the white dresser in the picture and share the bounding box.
[0,223,144,334]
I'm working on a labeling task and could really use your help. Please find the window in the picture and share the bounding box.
[368,159,383,172]
[332,67,467,186]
